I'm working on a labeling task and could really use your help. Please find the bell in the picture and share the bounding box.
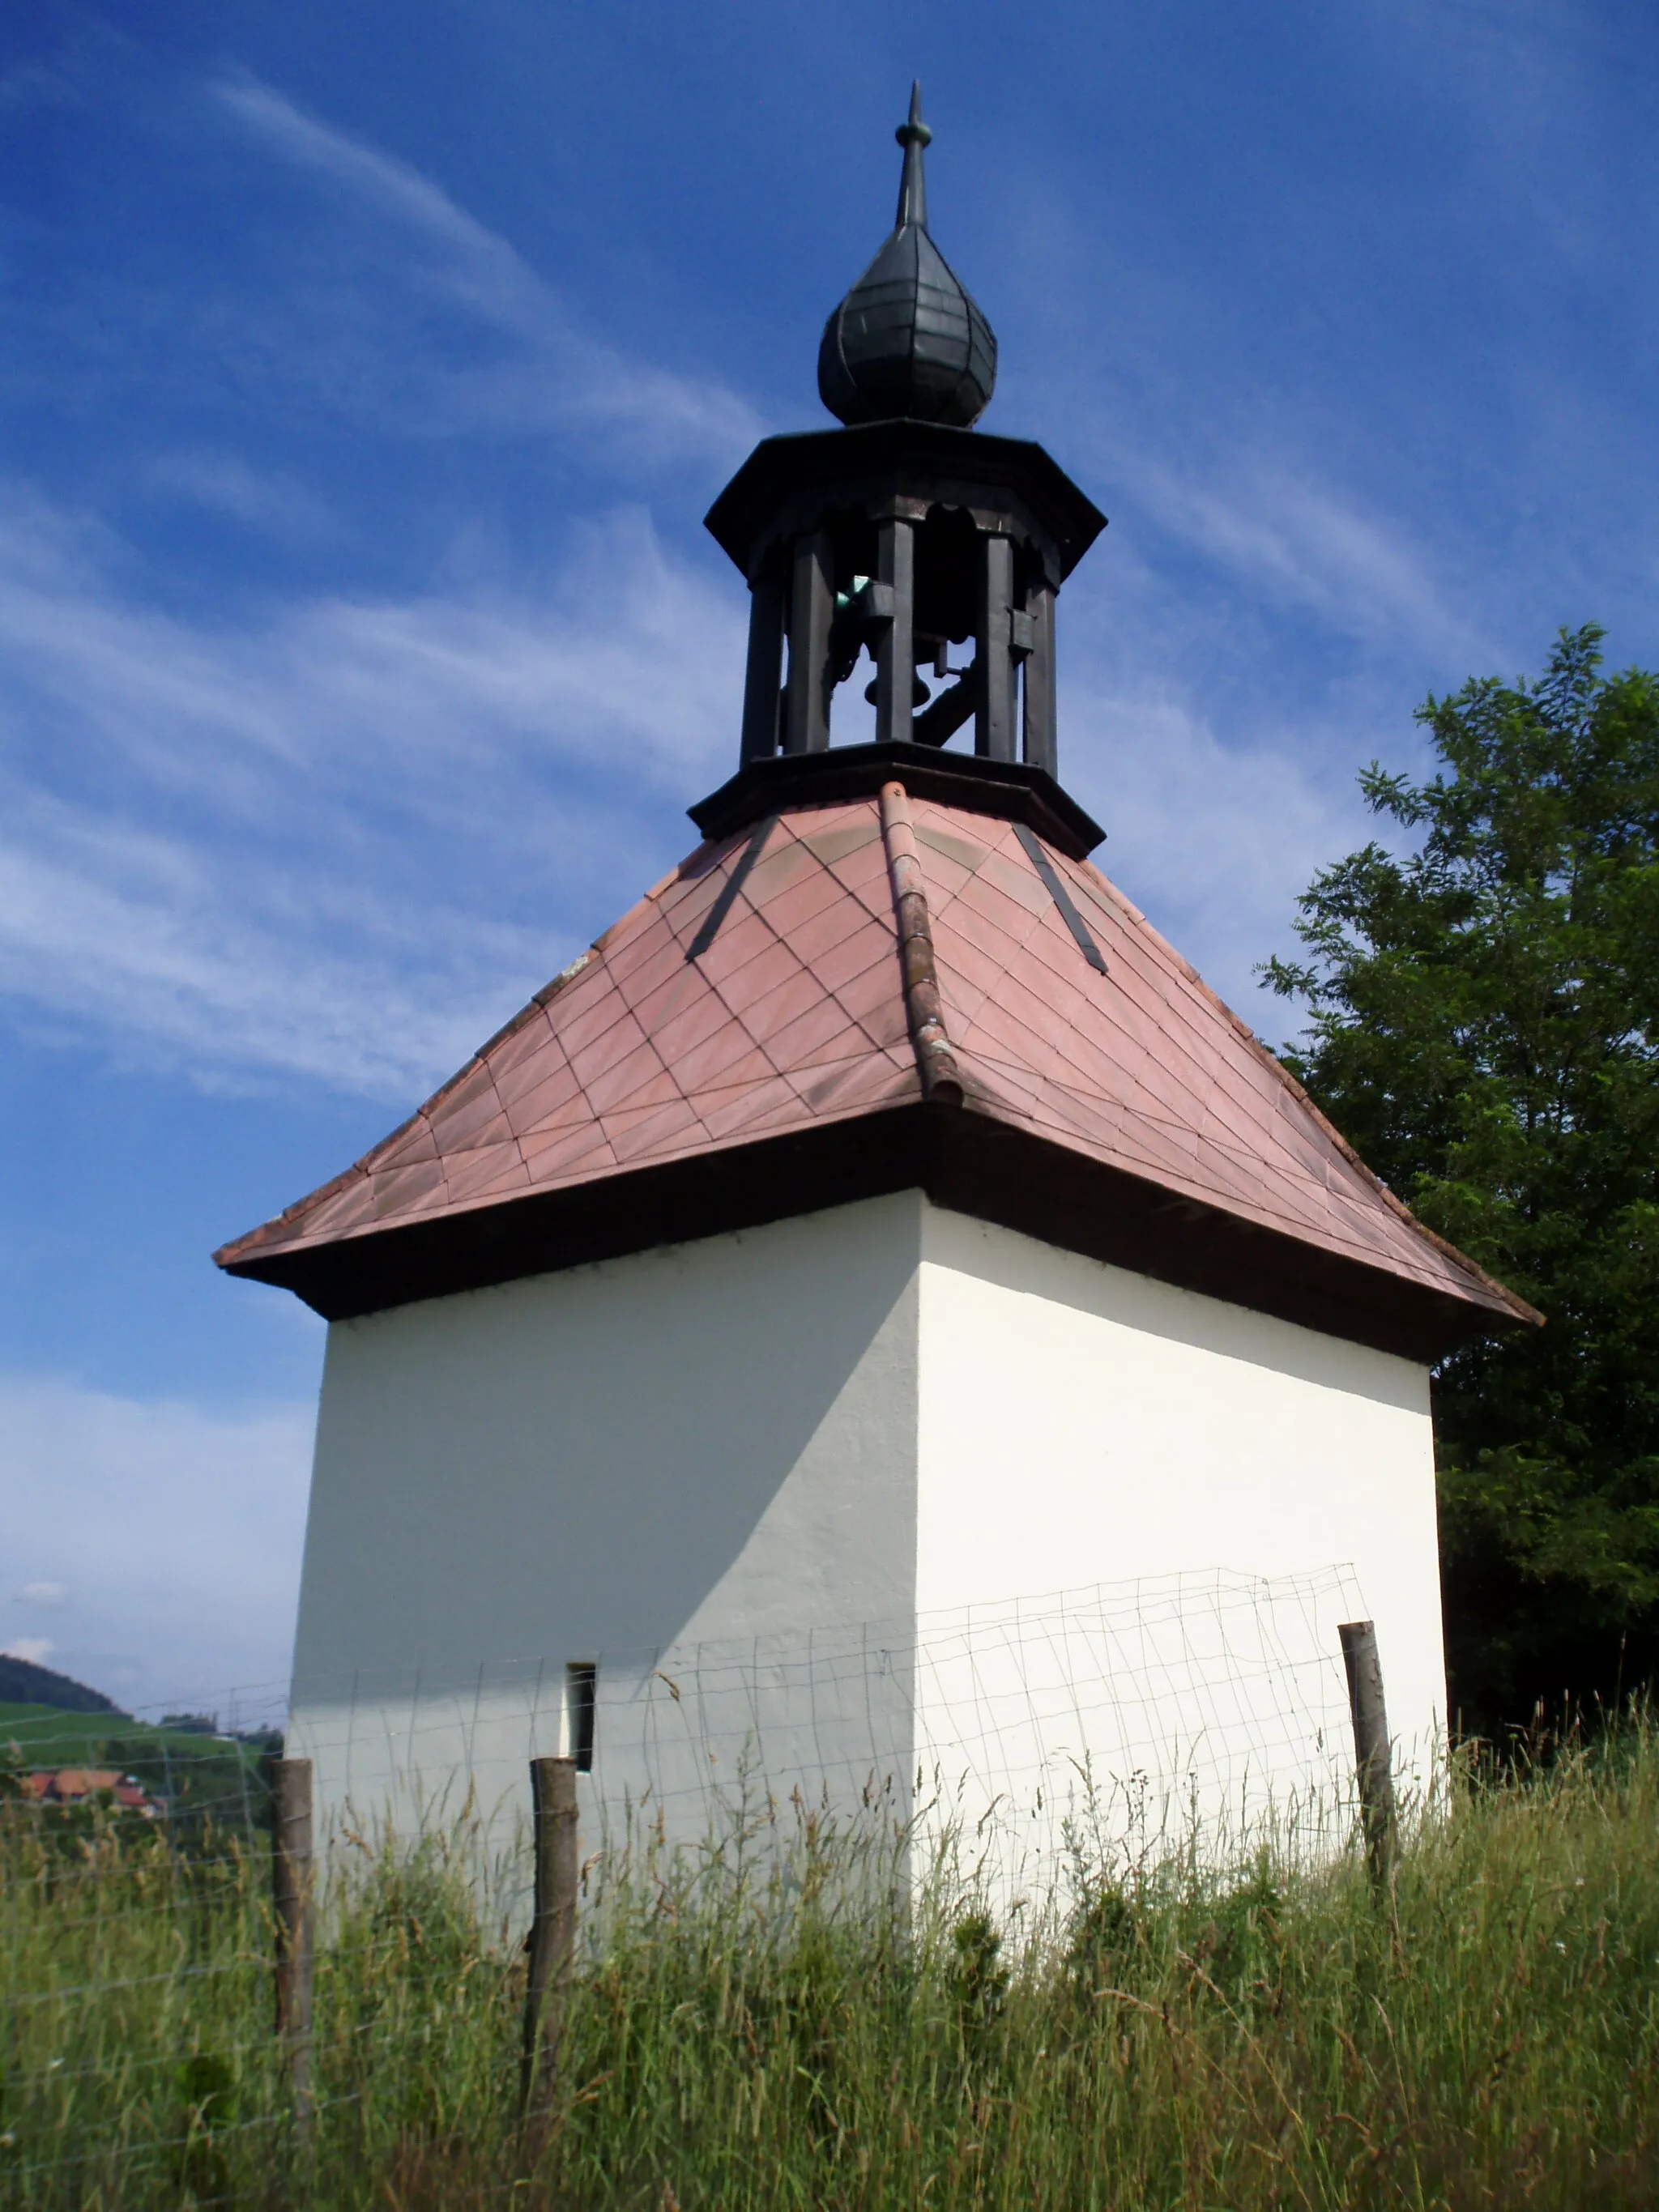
[865,674,932,709]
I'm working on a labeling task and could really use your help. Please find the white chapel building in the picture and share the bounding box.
[218,94,1531,1873]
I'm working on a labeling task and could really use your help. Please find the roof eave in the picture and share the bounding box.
[217,1101,1532,1364]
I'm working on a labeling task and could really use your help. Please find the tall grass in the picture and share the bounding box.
[4,1717,1659,2209]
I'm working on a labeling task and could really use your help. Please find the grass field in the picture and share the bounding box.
[3,1715,1658,2210]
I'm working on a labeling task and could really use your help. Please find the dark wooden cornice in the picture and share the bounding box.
[221,1102,1525,1364]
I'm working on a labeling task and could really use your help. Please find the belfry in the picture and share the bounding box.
[702,81,1100,855]
[219,93,1531,1863]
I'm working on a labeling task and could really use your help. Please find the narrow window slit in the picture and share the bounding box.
[565,1661,596,1772]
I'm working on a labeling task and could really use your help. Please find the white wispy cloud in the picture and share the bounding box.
[0,491,744,1097]
[208,74,766,470]
[0,1375,315,1711]
[1058,664,1375,1029]
[144,450,334,539]
[996,329,1482,1025]
[1120,454,1496,664]
[992,165,1525,693]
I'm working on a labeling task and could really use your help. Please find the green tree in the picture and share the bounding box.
[1264,626,1659,1732]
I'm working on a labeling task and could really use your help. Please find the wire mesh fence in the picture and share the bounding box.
[286,1562,1380,1910]
[0,1562,1401,2207]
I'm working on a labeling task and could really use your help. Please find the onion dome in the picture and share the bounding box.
[818,84,997,430]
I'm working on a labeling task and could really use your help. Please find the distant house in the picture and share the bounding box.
[26,1769,158,1816]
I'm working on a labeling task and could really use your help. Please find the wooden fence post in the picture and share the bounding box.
[1338,1620,1397,1886]
[270,1757,315,2126]
[521,1756,579,2113]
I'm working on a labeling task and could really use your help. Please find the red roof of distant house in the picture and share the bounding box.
[52,1767,120,1798]
[24,1769,155,1813]
[217,791,1535,1362]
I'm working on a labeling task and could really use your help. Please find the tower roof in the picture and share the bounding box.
[216,788,1537,1361]
[818,85,997,430]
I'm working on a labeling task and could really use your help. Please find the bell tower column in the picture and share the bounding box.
[1021,581,1057,774]
[786,527,834,753]
[739,564,785,762]
[975,535,1017,763]
[872,516,915,749]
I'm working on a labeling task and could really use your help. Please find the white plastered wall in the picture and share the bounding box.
[288,1192,923,1868]
[913,1203,1444,1876]
[285,1188,1447,1893]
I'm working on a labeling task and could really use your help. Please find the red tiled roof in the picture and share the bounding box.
[217,791,1534,1347]
[29,1769,120,1801]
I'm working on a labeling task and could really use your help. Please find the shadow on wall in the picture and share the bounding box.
[293,1196,928,1695]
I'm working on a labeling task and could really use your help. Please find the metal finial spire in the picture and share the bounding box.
[817,84,996,428]
[894,81,932,231]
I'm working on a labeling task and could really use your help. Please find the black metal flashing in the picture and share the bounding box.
[1013,822,1108,974]
[686,816,774,960]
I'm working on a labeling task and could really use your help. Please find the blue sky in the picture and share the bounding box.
[3,0,1656,1711]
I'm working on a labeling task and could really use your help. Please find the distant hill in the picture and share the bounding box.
[0,1654,128,1716]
